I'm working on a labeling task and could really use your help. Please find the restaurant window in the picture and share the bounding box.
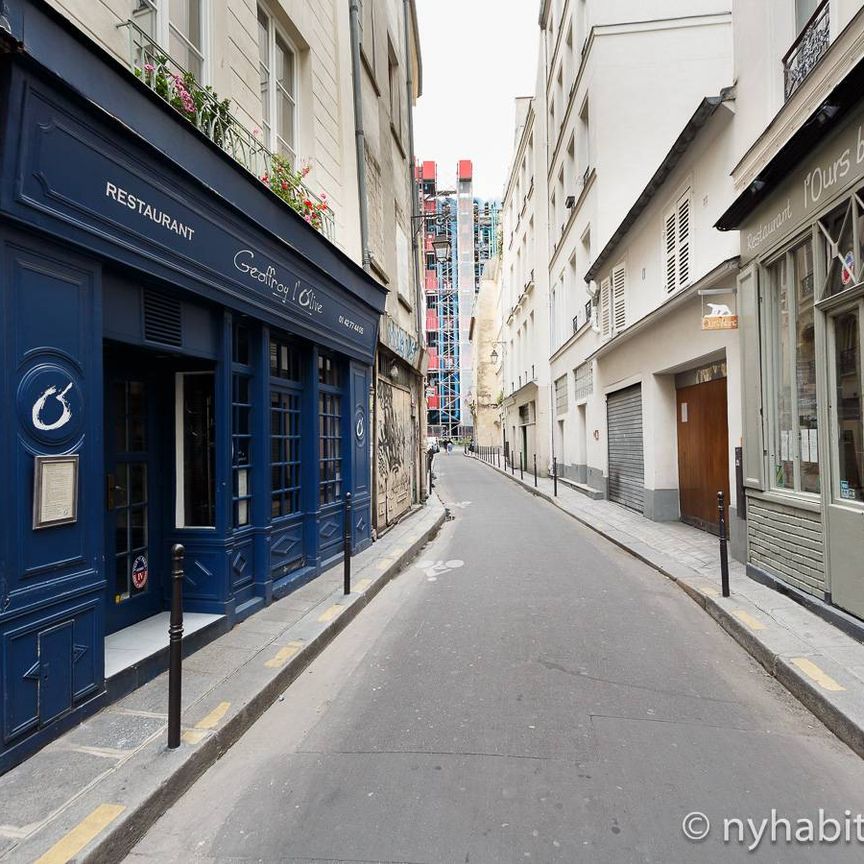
[175,372,215,527]
[270,337,303,518]
[258,3,298,162]
[232,324,253,527]
[766,237,819,494]
[318,355,343,505]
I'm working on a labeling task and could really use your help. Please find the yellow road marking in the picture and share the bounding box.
[376,558,394,571]
[195,701,231,730]
[701,586,719,598]
[34,804,125,864]
[181,700,232,744]
[354,578,373,593]
[181,728,208,745]
[791,657,846,692]
[318,604,344,623]
[733,609,765,630]
[265,641,303,669]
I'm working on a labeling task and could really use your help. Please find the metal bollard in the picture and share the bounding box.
[344,492,352,595]
[519,452,524,480]
[496,448,500,468]
[553,456,558,497]
[533,454,538,487]
[511,451,515,475]
[718,490,730,598]
[168,543,184,750]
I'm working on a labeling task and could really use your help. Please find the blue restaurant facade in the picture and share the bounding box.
[0,0,385,772]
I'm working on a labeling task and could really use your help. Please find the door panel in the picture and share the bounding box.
[607,384,644,513]
[104,366,163,634]
[676,378,730,533]
[828,307,864,617]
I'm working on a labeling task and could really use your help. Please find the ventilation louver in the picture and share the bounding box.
[143,289,183,347]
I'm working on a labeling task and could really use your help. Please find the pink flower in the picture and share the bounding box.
[144,63,154,73]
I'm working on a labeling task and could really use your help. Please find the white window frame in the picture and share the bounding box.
[134,0,209,82]
[664,190,691,292]
[258,3,299,163]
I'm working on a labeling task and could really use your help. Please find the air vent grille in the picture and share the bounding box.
[143,289,182,347]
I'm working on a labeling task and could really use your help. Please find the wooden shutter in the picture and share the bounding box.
[677,196,690,287]
[738,263,764,489]
[611,263,626,332]
[599,277,611,337]
[664,210,677,292]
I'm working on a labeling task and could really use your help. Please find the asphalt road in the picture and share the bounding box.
[126,455,864,863]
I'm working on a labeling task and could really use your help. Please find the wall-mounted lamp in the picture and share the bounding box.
[431,235,451,263]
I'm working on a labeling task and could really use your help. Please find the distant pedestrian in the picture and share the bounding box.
[447,441,453,454]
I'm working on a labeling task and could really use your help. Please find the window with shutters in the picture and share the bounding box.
[664,191,691,292]
[598,263,626,338]
[611,262,626,332]
[598,276,611,338]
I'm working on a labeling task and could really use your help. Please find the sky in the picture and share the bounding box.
[413,0,539,201]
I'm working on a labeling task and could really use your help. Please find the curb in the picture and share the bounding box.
[34,502,447,864]
[468,454,864,764]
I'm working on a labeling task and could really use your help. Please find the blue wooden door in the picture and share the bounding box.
[104,362,164,634]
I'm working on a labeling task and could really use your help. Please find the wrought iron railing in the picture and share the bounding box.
[783,0,830,100]
[118,20,334,240]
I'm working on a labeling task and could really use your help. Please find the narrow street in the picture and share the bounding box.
[127,455,864,863]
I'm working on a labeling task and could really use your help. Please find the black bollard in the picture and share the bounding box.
[344,492,352,595]
[533,454,538,487]
[168,543,184,749]
[718,491,730,598]
[553,457,558,497]
[520,452,524,480]
[511,451,515,475]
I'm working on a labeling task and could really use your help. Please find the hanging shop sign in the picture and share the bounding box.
[700,291,738,331]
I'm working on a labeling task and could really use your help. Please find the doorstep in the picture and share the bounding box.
[0,494,447,864]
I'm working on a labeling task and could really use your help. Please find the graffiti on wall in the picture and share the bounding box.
[376,380,413,526]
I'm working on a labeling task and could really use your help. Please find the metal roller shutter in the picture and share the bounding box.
[607,384,644,513]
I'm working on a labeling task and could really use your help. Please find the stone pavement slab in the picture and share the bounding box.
[469,452,864,769]
[0,496,446,864]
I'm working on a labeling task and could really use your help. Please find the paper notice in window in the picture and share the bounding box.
[800,429,810,463]
[810,428,819,463]
[781,430,790,461]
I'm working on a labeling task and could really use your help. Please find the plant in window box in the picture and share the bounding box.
[261,155,331,232]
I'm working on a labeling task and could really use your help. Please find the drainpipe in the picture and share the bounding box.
[403,0,424,499]
[349,0,371,271]
[349,0,377,529]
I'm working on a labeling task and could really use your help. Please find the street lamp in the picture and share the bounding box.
[431,235,451,263]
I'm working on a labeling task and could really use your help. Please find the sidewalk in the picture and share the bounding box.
[468,453,864,762]
[0,497,446,864]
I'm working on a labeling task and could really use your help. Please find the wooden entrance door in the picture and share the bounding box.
[676,377,729,533]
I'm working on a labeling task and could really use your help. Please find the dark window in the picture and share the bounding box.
[270,388,302,518]
[182,373,216,527]
[318,354,343,506]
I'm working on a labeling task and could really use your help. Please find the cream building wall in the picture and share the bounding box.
[44,0,363,259]
[471,259,502,448]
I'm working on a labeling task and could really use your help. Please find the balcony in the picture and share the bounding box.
[118,20,334,240]
[783,0,830,101]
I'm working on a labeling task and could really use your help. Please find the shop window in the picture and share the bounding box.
[318,355,343,505]
[257,3,298,163]
[766,238,820,494]
[834,308,863,502]
[232,325,253,528]
[176,372,216,528]
[270,337,303,518]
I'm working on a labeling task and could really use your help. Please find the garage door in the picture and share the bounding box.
[607,384,644,513]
